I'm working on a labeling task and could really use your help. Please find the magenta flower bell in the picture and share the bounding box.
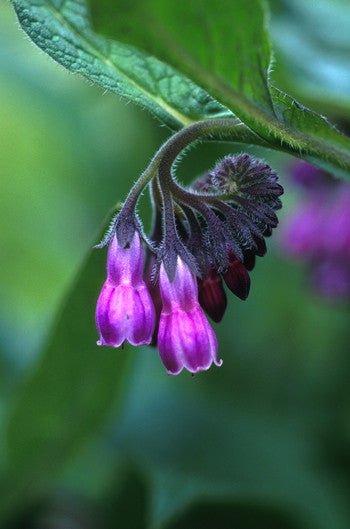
[96,232,156,347]
[158,257,222,375]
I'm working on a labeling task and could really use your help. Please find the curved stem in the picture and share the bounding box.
[156,173,193,280]
[157,175,177,241]
[97,118,262,248]
[118,117,253,215]
[101,117,261,250]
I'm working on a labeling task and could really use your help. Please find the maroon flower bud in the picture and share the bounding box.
[222,253,250,300]
[198,267,227,323]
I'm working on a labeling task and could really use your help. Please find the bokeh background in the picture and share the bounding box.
[1,1,350,527]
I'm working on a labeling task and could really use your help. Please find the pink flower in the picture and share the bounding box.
[96,232,155,347]
[158,257,222,375]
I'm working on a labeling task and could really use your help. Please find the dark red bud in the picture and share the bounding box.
[223,258,250,300]
[198,268,227,323]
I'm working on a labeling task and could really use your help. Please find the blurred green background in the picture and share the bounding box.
[1,1,350,528]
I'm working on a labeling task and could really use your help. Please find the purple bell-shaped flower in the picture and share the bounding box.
[96,232,156,347]
[158,257,222,375]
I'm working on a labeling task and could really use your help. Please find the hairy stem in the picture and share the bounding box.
[119,117,254,215]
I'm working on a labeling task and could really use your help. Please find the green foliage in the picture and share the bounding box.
[12,0,231,130]
[87,0,350,177]
[12,0,350,179]
[90,0,274,113]
[270,86,350,171]
[1,230,132,524]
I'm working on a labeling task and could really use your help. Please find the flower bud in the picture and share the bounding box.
[158,257,222,375]
[222,252,250,300]
[198,266,227,322]
[96,232,156,347]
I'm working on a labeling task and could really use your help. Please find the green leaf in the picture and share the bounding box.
[89,0,350,179]
[270,86,350,172]
[12,0,350,178]
[90,0,274,115]
[0,223,132,524]
[12,0,232,130]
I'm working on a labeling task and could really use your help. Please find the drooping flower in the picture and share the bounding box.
[158,257,222,375]
[96,231,156,347]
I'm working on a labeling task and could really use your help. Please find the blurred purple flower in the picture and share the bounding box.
[312,258,350,299]
[158,257,222,375]
[280,161,350,300]
[290,160,331,190]
[281,198,326,258]
[96,232,156,347]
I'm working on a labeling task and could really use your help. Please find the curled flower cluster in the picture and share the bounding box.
[280,161,350,299]
[95,122,283,375]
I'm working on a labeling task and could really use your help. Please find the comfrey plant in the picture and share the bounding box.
[12,0,350,375]
[95,120,283,374]
[280,161,350,300]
